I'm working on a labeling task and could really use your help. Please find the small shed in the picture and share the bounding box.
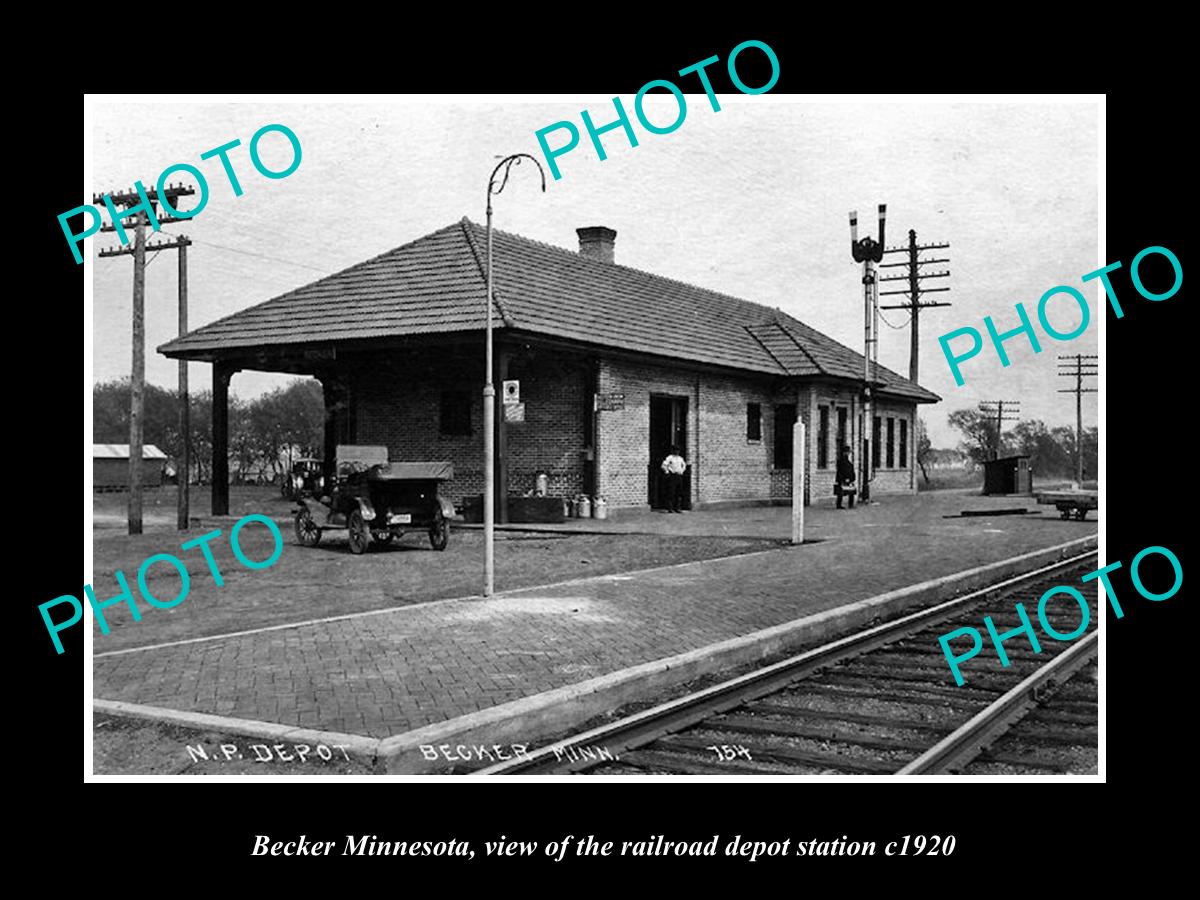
[983,455,1032,495]
[93,444,168,490]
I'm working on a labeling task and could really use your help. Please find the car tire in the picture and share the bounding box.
[429,511,449,551]
[295,509,321,547]
[348,510,370,555]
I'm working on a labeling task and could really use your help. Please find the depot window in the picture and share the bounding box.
[747,402,762,442]
[817,405,830,469]
[440,390,472,436]
[774,404,796,469]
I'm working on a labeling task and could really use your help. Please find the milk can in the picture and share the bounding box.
[535,471,549,497]
[593,496,608,520]
[577,494,592,518]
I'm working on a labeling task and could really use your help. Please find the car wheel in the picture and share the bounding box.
[429,511,449,551]
[348,510,370,554]
[295,509,321,547]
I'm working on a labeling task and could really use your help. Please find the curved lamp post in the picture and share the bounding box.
[484,154,546,596]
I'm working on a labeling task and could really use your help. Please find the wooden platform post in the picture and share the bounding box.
[212,361,232,516]
[792,419,806,545]
[320,374,338,487]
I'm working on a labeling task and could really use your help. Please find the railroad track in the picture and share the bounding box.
[961,657,1098,775]
[476,551,1100,776]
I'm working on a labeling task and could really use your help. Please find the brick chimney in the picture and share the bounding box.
[576,226,617,263]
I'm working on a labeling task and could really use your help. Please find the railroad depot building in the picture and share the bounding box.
[160,219,939,518]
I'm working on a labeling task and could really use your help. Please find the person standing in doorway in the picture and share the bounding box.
[835,444,856,509]
[661,445,687,513]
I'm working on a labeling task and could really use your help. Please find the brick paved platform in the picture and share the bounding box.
[93,493,1097,740]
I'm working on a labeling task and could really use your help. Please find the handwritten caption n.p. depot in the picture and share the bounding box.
[252,833,955,860]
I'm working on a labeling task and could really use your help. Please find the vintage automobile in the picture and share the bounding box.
[294,446,454,554]
[281,457,324,500]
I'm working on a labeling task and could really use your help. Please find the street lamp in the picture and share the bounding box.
[484,154,546,596]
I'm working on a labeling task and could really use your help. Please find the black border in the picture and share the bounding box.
[26,24,1189,879]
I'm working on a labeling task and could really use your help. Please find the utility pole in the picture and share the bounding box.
[178,241,189,529]
[1058,354,1098,484]
[880,229,951,384]
[850,205,887,502]
[977,400,1020,459]
[96,183,195,534]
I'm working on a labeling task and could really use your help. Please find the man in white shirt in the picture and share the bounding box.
[661,445,687,513]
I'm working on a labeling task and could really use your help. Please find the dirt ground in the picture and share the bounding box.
[94,484,297,530]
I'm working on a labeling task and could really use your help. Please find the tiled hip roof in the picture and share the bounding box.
[158,218,939,403]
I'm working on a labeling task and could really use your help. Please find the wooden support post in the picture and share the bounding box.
[805,385,817,508]
[177,242,190,530]
[792,419,805,545]
[212,362,231,516]
[320,375,338,487]
[909,413,916,492]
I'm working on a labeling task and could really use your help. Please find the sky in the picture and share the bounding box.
[88,97,1099,447]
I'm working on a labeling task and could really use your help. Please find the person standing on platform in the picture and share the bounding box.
[835,444,856,509]
[661,445,688,513]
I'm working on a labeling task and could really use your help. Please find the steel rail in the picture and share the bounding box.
[474,549,1099,776]
[896,629,1099,774]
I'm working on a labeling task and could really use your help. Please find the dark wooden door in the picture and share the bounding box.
[648,395,689,508]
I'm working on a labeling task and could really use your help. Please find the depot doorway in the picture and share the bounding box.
[648,394,690,509]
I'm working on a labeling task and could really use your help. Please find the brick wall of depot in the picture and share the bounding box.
[808,382,861,504]
[596,358,692,509]
[803,386,919,505]
[597,358,820,509]
[342,343,923,511]
[696,377,779,505]
[349,346,592,507]
[351,355,484,506]
[503,350,591,499]
[769,469,793,501]
[763,384,814,505]
[869,396,918,496]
